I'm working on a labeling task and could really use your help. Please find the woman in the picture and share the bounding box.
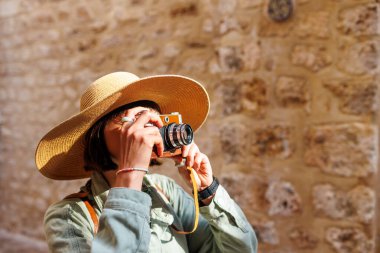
[36,72,258,252]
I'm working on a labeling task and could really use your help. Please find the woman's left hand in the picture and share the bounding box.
[175,143,213,191]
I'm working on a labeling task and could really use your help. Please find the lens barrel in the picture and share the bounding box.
[159,123,193,151]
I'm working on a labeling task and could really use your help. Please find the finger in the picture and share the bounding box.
[134,127,164,156]
[186,144,199,168]
[193,152,204,171]
[148,113,163,128]
[181,144,191,158]
[133,110,163,129]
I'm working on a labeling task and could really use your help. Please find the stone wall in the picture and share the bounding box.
[0,0,379,252]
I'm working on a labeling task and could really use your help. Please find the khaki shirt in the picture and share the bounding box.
[44,172,257,252]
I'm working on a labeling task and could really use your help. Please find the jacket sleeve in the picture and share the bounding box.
[158,176,258,253]
[44,188,152,253]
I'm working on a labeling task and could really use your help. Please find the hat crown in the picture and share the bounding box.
[80,72,140,111]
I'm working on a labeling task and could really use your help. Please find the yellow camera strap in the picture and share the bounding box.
[173,166,199,234]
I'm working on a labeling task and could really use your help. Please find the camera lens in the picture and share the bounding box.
[160,123,193,151]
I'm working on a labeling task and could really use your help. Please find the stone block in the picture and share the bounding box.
[338,4,379,36]
[218,0,237,15]
[215,79,242,115]
[220,172,267,212]
[313,184,349,219]
[275,76,308,107]
[31,12,55,27]
[163,43,181,58]
[219,17,240,34]
[202,19,214,33]
[326,227,374,253]
[294,11,330,39]
[347,185,376,224]
[313,184,375,224]
[251,125,292,158]
[0,0,21,18]
[219,121,249,163]
[218,46,244,73]
[250,219,279,245]
[182,57,207,72]
[323,78,376,115]
[170,3,198,17]
[0,229,48,253]
[76,5,92,22]
[265,180,301,216]
[289,227,319,249]
[26,29,60,44]
[305,123,377,177]
[291,44,332,72]
[215,78,267,117]
[242,41,261,70]
[241,78,267,116]
[337,40,378,75]
[0,34,24,49]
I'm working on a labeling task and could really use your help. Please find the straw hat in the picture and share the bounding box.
[35,72,210,180]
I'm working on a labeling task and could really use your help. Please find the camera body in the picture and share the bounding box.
[152,112,193,158]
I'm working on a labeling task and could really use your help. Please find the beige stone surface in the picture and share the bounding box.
[313,184,375,224]
[324,77,376,115]
[305,123,377,177]
[0,0,379,252]
[326,227,374,253]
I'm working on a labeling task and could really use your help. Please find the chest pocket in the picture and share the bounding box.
[150,207,175,241]
[148,185,175,239]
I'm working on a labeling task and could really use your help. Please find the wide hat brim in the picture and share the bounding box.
[35,73,210,180]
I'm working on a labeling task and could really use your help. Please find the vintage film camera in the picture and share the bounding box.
[153,112,193,158]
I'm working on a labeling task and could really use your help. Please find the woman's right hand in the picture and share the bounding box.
[114,110,164,189]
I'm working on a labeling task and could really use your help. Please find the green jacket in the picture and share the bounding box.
[44,172,258,252]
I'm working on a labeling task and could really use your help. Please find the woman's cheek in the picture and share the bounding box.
[104,124,122,159]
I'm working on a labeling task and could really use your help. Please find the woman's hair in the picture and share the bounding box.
[83,100,161,172]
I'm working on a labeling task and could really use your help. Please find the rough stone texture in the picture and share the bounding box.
[289,227,319,249]
[251,125,293,158]
[242,41,261,70]
[313,184,351,219]
[0,0,379,252]
[275,76,309,107]
[215,78,267,117]
[305,123,377,177]
[251,220,279,245]
[217,46,244,73]
[324,78,377,115]
[337,4,379,36]
[219,172,267,212]
[294,11,330,38]
[291,44,332,72]
[326,227,374,253]
[347,185,376,225]
[313,184,375,224]
[265,181,302,216]
[337,40,379,76]
[0,229,47,253]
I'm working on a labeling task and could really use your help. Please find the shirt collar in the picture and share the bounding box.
[90,171,111,209]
